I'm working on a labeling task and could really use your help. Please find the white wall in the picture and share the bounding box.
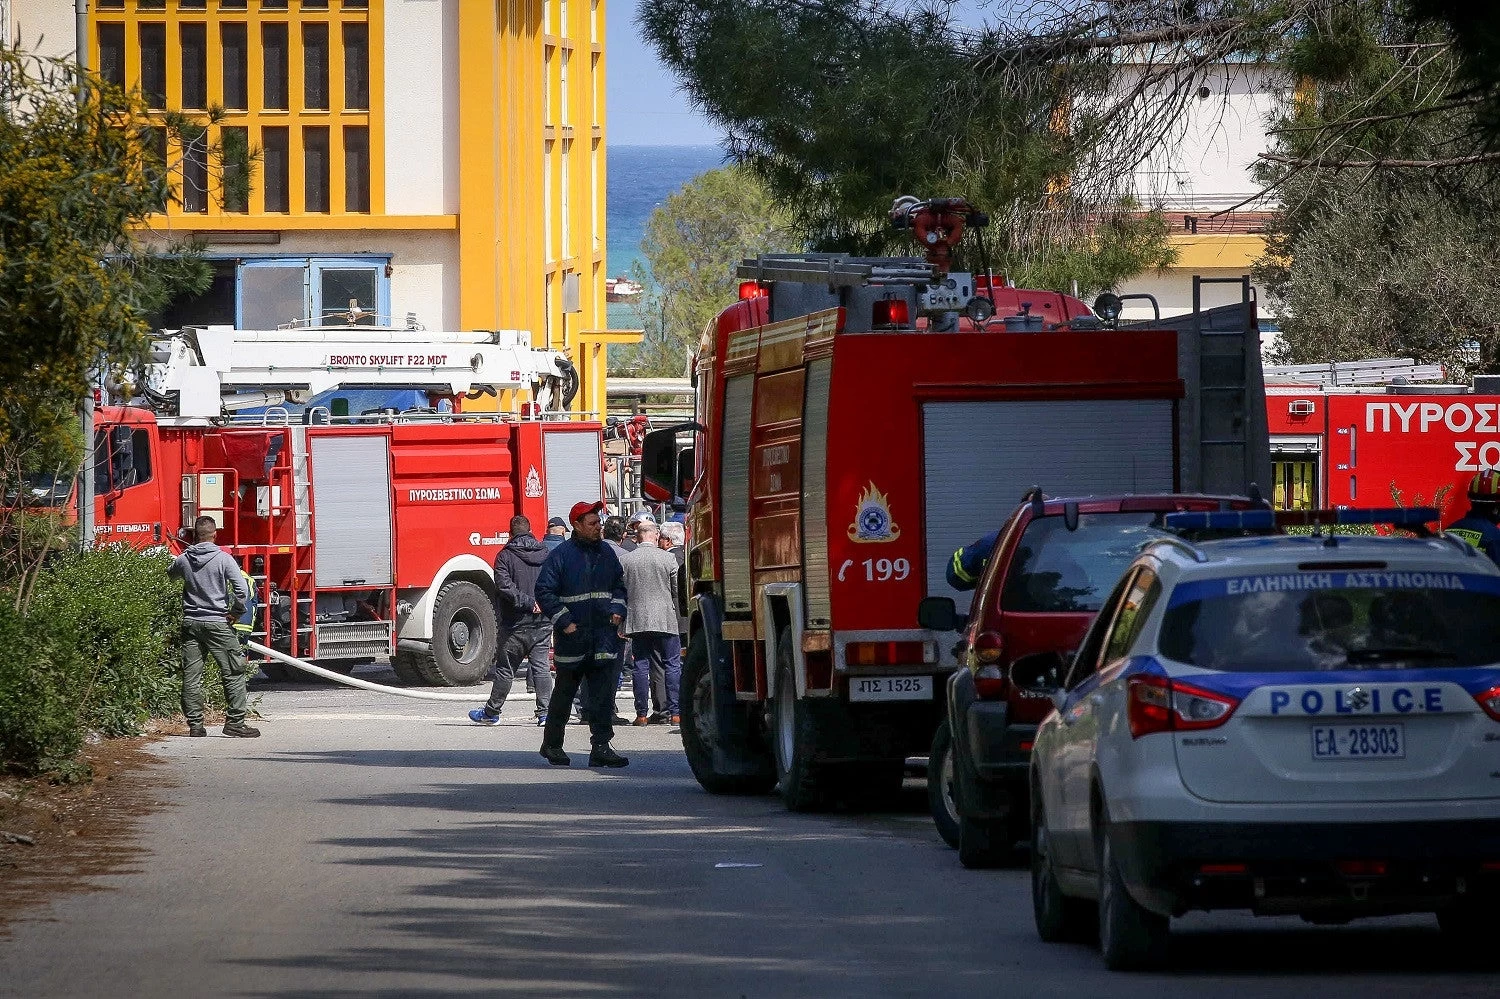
[1132,64,1285,212]
[383,0,459,215]
[9,0,76,59]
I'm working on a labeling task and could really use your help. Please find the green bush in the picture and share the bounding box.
[0,544,184,774]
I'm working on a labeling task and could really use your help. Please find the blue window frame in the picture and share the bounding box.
[234,255,390,328]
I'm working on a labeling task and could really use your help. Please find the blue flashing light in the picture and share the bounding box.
[1163,510,1276,531]
[1274,507,1439,528]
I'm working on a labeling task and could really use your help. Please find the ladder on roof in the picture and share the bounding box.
[1193,276,1270,496]
[737,254,940,287]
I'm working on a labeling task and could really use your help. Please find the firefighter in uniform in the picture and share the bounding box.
[536,500,630,768]
[946,530,999,591]
[1447,470,1500,564]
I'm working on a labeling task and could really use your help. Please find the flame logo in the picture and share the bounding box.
[848,481,900,543]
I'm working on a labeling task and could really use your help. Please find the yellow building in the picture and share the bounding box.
[6,0,631,416]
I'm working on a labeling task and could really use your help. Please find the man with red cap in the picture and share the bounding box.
[535,499,630,767]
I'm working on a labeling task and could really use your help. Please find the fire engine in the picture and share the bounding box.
[642,197,1272,809]
[1265,359,1500,523]
[91,318,603,685]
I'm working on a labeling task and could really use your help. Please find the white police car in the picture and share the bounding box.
[1024,507,1500,970]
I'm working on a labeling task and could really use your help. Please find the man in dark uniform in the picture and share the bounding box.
[536,501,630,768]
[1447,470,1500,564]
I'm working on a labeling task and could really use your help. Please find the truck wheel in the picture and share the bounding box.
[390,651,428,686]
[1032,796,1094,943]
[771,630,831,811]
[928,719,961,849]
[680,631,776,795]
[412,581,497,687]
[1098,822,1170,970]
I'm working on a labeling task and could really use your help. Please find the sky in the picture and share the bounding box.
[606,0,723,146]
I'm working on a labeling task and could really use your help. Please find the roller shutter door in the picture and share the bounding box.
[310,434,393,587]
[543,430,603,523]
[923,399,1175,610]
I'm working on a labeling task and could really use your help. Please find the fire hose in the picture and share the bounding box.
[246,641,483,701]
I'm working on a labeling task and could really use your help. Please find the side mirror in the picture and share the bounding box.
[917,596,966,633]
[1009,651,1064,694]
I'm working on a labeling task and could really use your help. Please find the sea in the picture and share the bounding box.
[605,144,726,329]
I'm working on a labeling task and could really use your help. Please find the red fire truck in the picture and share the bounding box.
[644,200,1271,809]
[1266,360,1500,523]
[91,321,603,685]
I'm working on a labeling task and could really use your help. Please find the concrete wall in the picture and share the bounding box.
[384,0,459,215]
[9,0,75,59]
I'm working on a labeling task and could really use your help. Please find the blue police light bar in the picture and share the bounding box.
[1163,507,1441,532]
[1163,510,1276,531]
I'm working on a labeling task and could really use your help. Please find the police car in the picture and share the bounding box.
[1023,507,1500,970]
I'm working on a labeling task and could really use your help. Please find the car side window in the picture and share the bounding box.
[1064,568,1138,691]
[1100,568,1160,666]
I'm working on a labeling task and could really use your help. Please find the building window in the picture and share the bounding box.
[139,23,166,109]
[262,23,289,110]
[543,47,553,125]
[560,49,570,126]
[342,23,369,110]
[261,0,287,8]
[343,0,369,7]
[344,126,370,213]
[219,0,248,9]
[303,23,330,111]
[180,23,208,110]
[543,0,553,35]
[561,139,571,258]
[221,23,248,111]
[543,143,553,262]
[590,0,599,44]
[178,0,206,8]
[181,132,209,213]
[319,268,377,324]
[592,52,602,126]
[235,258,388,328]
[304,126,330,213]
[98,24,126,90]
[222,126,250,213]
[591,140,601,251]
[302,0,329,8]
[262,126,289,212]
[560,0,569,36]
[147,126,169,212]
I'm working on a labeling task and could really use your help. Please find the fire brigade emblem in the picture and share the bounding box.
[525,465,543,499]
[848,482,901,543]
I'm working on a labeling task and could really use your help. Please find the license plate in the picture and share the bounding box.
[1311,723,1406,760]
[849,675,932,702]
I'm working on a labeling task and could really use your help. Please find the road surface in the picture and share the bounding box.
[0,668,1493,997]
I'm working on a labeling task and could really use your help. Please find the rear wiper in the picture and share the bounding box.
[1344,647,1456,664]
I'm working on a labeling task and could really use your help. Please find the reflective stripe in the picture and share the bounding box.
[554,653,585,665]
[561,591,616,603]
[594,651,617,660]
[950,549,976,584]
[1450,528,1483,548]
[550,608,570,623]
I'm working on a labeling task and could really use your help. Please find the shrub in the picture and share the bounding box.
[0,544,185,774]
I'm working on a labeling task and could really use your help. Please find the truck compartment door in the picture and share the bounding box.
[921,399,1176,610]
[310,434,393,587]
[542,428,603,524]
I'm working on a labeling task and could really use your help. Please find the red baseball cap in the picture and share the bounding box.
[569,500,605,524]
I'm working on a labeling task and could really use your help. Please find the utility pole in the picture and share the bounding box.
[76,0,95,550]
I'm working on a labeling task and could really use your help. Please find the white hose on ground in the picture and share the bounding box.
[247,641,483,701]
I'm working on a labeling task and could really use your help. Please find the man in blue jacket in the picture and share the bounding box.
[536,500,630,768]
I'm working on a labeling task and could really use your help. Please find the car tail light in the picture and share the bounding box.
[846,641,936,667]
[1336,860,1388,877]
[974,664,1008,700]
[1198,863,1248,875]
[1127,675,1239,738]
[1474,685,1500,721]
[972,631,1003,664]
[872,298,910,327]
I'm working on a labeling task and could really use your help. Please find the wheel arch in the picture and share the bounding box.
[396,554,495,642]
[761,582,805,701]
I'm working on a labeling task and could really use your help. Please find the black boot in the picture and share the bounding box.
[223,721,261,738]
[588,745,629,768]
[539,745,571,766]
[187,724,207,737]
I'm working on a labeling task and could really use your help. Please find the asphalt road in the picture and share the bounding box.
[0,667,1495,998]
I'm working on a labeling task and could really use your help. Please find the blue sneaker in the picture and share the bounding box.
[536,713,548,726]
[468,709,501,726]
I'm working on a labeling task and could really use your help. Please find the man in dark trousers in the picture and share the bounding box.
[622,519,683,726]
[653,521,688,722]
[536,500,630,768]
[167,516,259,738]
[469,515,555,726]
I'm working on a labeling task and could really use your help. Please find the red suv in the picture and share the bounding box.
[918,491,1264,868]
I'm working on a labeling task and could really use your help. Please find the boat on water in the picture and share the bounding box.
[605,276,643,303]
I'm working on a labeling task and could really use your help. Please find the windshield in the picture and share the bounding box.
[1159,573,1500,671]
[1001,512,1169,613]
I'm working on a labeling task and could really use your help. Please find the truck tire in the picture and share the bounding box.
[771,630,832,812]
[411,581,497,687]
[680,631,776,795]
[928,719,961,848]
[390,651,428,686]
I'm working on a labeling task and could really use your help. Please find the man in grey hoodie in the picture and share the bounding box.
[167,516,260,738]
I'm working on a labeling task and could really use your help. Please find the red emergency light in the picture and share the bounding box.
[872,299,910,327]
[739,281,768,300]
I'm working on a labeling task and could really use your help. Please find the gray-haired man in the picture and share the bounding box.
[167,516,259,738]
